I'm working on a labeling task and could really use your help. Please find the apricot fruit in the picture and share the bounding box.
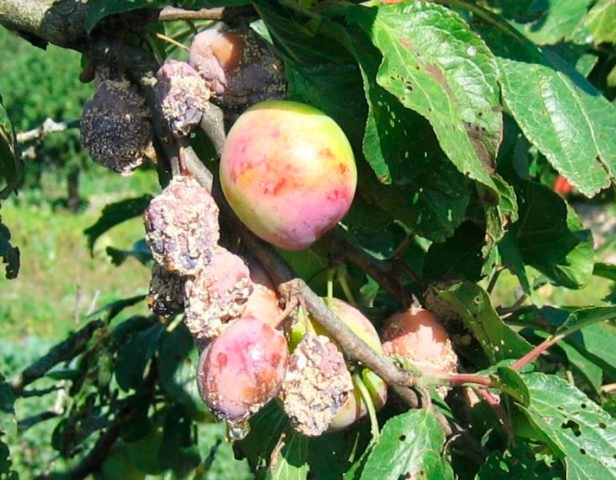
[197,315,289,424]
[220,100,357,250]
[381,307,458,396]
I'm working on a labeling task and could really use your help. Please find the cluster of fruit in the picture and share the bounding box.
[82,23,458,438]
[79,24,285,174]
[144,96,456,436]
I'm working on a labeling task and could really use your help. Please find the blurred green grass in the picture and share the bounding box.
[0,26,159,341]
[0,167,159,341]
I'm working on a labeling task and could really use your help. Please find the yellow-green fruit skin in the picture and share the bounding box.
[220,100,357,250]
[317,298,388,431]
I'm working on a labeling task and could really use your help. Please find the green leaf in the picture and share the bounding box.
[498,230,542,305]
[556,306,616,337]
[524,307,616,379]
[343,443,374,480]
[120,406,152,442]
[481,173,519,267]
[235,402,290,478]
[349,2,502,193]
[307,426,371,480]
[576,321,616,377]
[502,182,593,289]
[344,30,471,241]
[286,61,366,149]
[84,0,164,32]
[547,334,604,392]
[501,0,593,45]
[356,155,470,242]
[158,324,202,410]
[0,217,19,279]
[498,56,616,198]
[254,0,353,66]
[88,295,147,322]
[84,195,152,252]
[105,239,152,266]
[584,0,616,45]
[438,281,533,363]
[266,431,309,480]
[115,323,163,391]
[494,366,530,406]
[518,372,616,480]
[0,437,18,479]
[359,409,454,480]
[0,96,20,200]
[593,262,616,282]
[476,439,565,480]
[423,222,485,281]
[159,404,201,477]
[488,173,519,228]
[85,0,237,33]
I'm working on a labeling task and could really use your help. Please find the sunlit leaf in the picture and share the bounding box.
[518,372,616,480]
[349,2,502,192]
[358,409,454,480]
[438,281,533,363]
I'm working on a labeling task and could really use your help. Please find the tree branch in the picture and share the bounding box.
[12,320,105,396]
[158,6,226,21]
[322,228,414,309]
[16,118,80,144]
[0,0,90,48]
[158,5,256,22]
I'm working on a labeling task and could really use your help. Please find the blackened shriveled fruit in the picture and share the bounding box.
[184,247,253,340]
[281,333,353,437]
[189,26,286,117]
[147,264,185,317]
[144,175,219,275]
[197,315,289,424]
[80,79,154,175]
[155,60,211,137]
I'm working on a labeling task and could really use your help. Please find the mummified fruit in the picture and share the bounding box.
[80,79,154,175]
[281,333,353,436]
[220,100,357,250]
[183,246,253,340]
[197,315,289,424]
[144,175,219,275]
[155,60,211,137]
[188,26,285,115]
[147,263,185,317]
[381,306,458,397]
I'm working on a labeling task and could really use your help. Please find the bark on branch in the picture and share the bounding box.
[0,0,90,48]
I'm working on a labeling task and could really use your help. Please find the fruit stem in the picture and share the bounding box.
[322,229,416,309]
[510,334,564,371]
[326,269,335,308]
[485,265,503,294]
[165,314,184,332]
[354,371,379,439]
[154,32,189,51]
[475,388,515,438]
[447,373,494,388]
[336,265,357,307]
